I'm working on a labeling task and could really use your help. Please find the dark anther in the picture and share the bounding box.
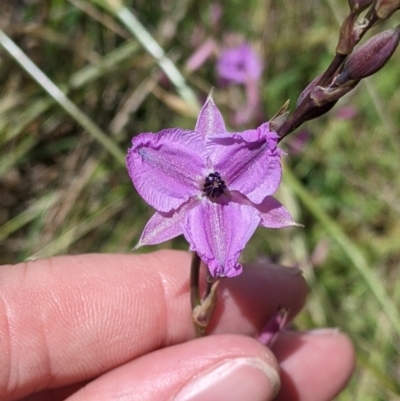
[203,172,226,198]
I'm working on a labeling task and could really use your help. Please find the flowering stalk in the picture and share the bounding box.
[277,1,400,141]
[126,1,400,338]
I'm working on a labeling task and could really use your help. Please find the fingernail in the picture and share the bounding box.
[267,264,302,276]
[174,357,280,401]
[306,328,340,336]
[281,266,302,275]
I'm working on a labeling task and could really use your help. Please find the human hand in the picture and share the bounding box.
[0,250,354,401]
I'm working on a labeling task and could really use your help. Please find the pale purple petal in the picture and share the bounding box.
[229,190,295,228]
[256,196,296,228]
[258,122,282,153]
[134,198,199,249]
[183,198,260,277]
[206,125,282,203]
[194,95,226,139]
[127,129,206,213]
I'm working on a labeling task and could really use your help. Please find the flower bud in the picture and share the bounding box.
[310,83,358,106]
[336,25,400,85]
[348,0,375,12]
[336,12,359,55]
[296,74,323,108]
[375,0,400,19]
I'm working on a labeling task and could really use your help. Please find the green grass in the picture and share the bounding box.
[1,1,400,399]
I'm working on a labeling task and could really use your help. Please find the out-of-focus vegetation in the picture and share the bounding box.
[1,1,400,399]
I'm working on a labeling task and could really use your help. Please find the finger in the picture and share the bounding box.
[65,334,281,401]
[212,259,306,335]
[0,251,306,400]
[272,329,355,401]
[24,330,353,401]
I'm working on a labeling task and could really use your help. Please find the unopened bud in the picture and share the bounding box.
[375,0,400,19]
[293,71,358,126]
[336,12,359,55]
[348,0,375,12]
[310,82,358,106]
[296,74,323,108]
[257,308,288,347]
[294,75,338,123]
[336,26,400,85]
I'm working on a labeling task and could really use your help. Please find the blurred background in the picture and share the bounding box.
[0,0,400,399]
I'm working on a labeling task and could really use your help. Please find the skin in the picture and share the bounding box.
[0,250,354,401]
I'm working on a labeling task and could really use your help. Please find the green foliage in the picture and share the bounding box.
[1,0,400,399]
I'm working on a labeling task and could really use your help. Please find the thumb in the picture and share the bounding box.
[66,334,280,401]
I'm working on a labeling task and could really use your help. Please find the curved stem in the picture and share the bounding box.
[190,253,220,337]
[190,252,205,337]
[190,252,201,310]
[204,271,214,299]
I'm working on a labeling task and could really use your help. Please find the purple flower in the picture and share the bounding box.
[217,43,263,84]
[216,42,263,126]
[127,96,295,278]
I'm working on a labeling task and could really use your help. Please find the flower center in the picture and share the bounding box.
[203,172,226,198]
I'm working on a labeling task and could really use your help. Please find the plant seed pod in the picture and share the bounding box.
[375,0,400,19]
[336,25,400,85]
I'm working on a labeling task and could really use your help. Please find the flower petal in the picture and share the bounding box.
[206,124,282,203]
[183,198,260,277]
[134,198,198,249]
[256,196,296,228]
[127,129,206,213]
[194,95,226,139]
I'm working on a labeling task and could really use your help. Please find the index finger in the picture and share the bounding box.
[0,250,307,400]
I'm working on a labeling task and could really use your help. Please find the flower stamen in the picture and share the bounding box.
[203,172,226,198]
